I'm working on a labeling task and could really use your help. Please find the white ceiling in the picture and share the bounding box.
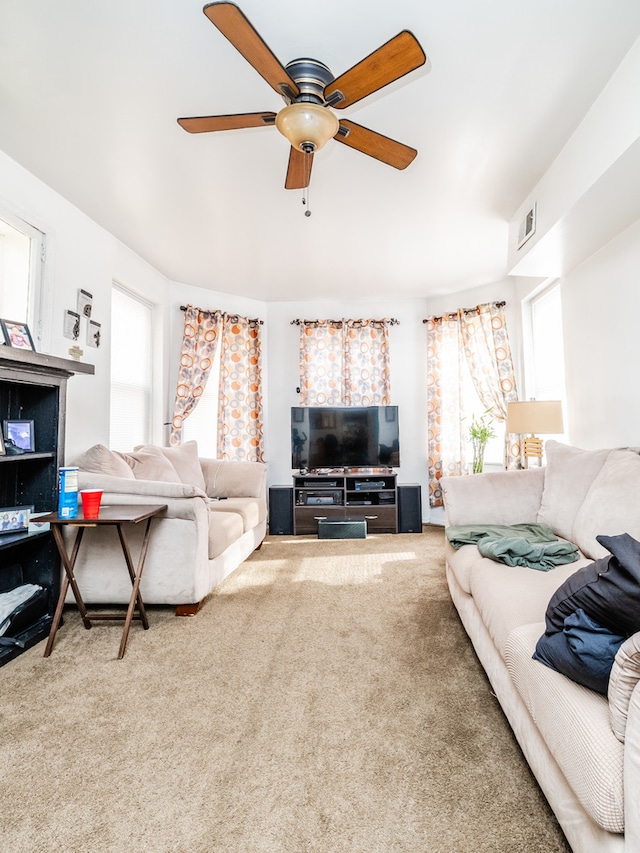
[1,1,639,303]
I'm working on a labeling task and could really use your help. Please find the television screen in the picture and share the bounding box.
[291,406,399,471]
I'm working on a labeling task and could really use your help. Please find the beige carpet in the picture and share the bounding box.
[1,526,570,852]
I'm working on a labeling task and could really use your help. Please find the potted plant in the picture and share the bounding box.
[468,409,497,474]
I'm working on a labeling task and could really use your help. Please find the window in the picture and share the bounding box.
[524,281,567,435]
[0,211,45,345]
[181,346,221,457]
[110,285,153,451]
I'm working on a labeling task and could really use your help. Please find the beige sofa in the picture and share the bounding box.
[68,442,267,613]
[441,441,640,853]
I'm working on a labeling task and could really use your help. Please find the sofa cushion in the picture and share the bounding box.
[469,557,583,658]
[536,441,611,540]
[572,448,640,560]
[76,444,135,479]
[116,447,182,483]
[208,510,244,560]
[135,441,206,491]
[609,632,640,743]
[208,497,265,533]
[533,608,625,695]
[505,622,624,833]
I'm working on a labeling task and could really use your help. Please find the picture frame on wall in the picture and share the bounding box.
[3,419,35,453]
[0,319,35,351]
[0,506,30,535]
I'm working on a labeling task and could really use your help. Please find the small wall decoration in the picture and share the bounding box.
[63,310,81,341]
[0,319,35,351]
[78,288,93,318]
[3,419,35,453]
[0,506,30,535]
[87,319,101,348]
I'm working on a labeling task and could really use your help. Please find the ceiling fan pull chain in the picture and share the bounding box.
[303,183,311,217]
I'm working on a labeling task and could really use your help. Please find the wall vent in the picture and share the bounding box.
[517,203,537,249]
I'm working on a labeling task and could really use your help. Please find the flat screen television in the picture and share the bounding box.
[291,406,400,471]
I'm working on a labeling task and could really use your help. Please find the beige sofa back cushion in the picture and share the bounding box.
[536,441,611,540]
[572,449,640,559]
[117,446,183,483]
[202,459,266,499]
[135,441,206,491]
[76,443,135,479]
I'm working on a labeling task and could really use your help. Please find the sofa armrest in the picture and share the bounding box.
[200,458,267,500]
[440,467,545,526]
[78,471,207,503]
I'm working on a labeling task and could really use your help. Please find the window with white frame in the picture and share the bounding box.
[0,211,45,345]
[524,281,567,436]
[110,285,154,451]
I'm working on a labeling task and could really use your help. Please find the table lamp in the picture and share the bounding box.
[506,400,564,466]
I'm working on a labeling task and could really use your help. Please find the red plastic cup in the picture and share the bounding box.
[80,489,103,519]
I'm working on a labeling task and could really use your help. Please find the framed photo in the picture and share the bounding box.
[3,419,35,452]
[0,319,35,351]
[0,506,30,535]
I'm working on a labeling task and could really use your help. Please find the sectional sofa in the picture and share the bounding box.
[441,441,640,853]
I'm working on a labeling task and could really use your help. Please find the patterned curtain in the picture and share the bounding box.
[426,301,519,507]
[217,315,264,461]
[299,319,392,405]
[170,306,222,446]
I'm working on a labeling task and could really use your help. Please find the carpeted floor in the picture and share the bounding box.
[1,526,570,852]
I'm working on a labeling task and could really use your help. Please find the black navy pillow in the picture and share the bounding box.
[544,533,640,637]
[533,608,625,694]
[533,533,640,693]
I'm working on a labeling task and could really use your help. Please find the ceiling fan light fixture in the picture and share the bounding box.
[275,102,339,153]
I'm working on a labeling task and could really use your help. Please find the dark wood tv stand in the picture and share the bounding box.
[293,471,398,535]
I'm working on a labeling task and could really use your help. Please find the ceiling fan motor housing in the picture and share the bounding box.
[276,58,340,153]
[284,58,335,104]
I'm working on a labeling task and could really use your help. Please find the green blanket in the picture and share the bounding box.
[446,522,579,571]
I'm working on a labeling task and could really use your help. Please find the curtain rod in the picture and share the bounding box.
[422,300,506,324]
[290,318,400,326]
[180,305,263,324]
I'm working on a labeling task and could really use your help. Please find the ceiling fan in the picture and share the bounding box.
[177,2,428,190]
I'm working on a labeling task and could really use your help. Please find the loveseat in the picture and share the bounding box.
[441,441,640,853]
[68,442,267,613]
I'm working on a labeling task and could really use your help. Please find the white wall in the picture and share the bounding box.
[0,150,171,462]
[561,218,640,448]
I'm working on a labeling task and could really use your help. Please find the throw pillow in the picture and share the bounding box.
[116,447,182,483]
[159,441,206,491]
[542,532,640,637]
[609,632,640,743]
[536,441,611,541]
[75,444,135,479]
[572,449,640,560]
[533,608,625,695]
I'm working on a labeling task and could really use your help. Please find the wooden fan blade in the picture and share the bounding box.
[334,120,417,169]
[285,147,313,189]
[203,2,299,98]
[177,112,276,133]
[325,31,426,109]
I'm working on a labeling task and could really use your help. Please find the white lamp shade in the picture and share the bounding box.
[506,401,564,435]
[275,103,339,153]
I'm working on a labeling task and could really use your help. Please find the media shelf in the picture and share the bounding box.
[0,347,93,666]
[293,472,398,535]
